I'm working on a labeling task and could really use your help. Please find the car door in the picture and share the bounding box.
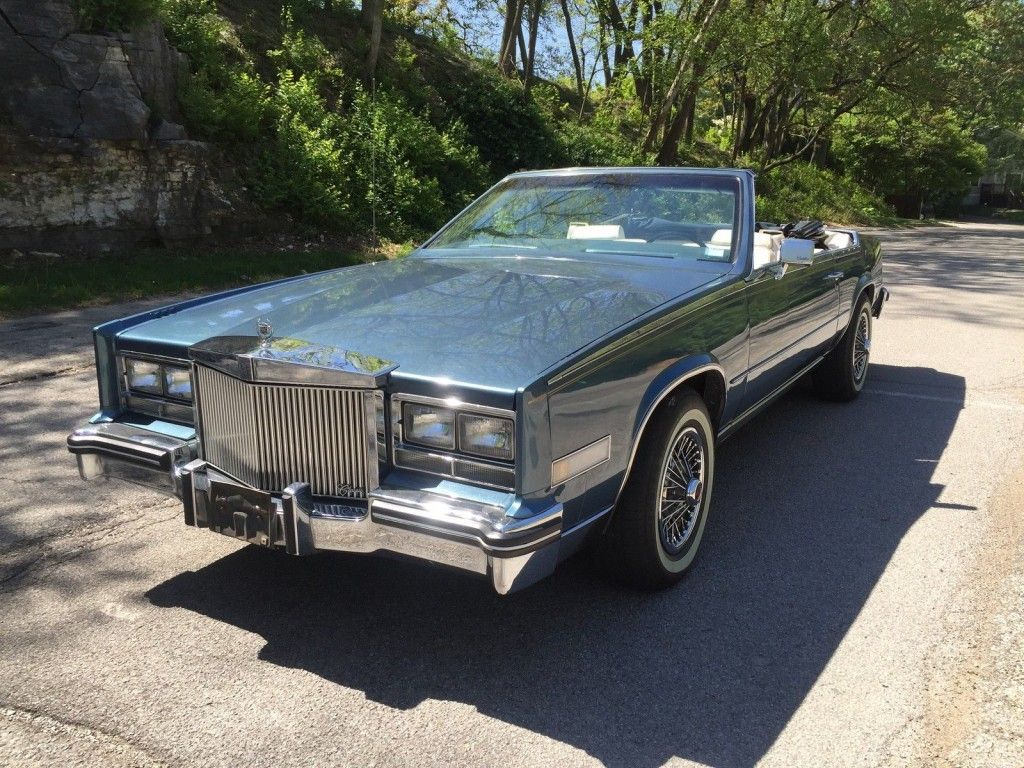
[742,249,842,408]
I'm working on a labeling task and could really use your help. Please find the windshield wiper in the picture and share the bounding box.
[473,242,538,249]
[583,248,675,259]
[467,225,516,239]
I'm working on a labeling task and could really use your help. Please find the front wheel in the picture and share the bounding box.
[597,391,715,589]
[813,295,873,401]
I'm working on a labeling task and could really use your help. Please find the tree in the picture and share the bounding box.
[834,105,987,216]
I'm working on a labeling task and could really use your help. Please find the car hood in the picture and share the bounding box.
[118,253,726,391]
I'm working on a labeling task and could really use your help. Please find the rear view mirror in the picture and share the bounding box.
[779,238,815,265]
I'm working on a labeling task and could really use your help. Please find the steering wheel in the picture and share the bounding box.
[644,229,706,247]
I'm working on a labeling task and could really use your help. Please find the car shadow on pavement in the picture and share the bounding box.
[147,363,965,768]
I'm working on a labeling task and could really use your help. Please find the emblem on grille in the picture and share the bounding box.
[256,317,273,348]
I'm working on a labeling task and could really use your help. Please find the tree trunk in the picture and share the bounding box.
[499,0,525,76]
[599,23,613,86]
[641,0,729,153]
[558,0,584,98]
[516,24,528,77]
[363,0,383,87]
[524,0,541,95]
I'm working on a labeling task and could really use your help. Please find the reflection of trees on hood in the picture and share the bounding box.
[295,268,664,381]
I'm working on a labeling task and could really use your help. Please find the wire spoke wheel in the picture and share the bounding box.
[657,425,706,556]
[852,309,871,383]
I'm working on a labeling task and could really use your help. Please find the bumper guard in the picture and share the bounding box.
[67,423,562,594]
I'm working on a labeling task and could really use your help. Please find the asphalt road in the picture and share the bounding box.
[1,222,1022,768]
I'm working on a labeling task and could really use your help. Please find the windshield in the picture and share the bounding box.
[427,172,741,262]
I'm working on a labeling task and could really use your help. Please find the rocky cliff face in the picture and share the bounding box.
[0,0,234,252]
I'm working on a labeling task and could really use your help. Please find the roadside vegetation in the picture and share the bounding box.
[8,0,1013,318]
[65,0,1023,238]
[0,246,382,318]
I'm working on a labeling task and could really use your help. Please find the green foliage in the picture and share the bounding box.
[74,0,156,31]
[756,162,894,225]
[0,247,372,318]
[834,107,987,215]
[436,67,567,175]
[160,0,270,141]
[268,7,342,86]
[256,71,485,239]
[157,0,994,236]
[157,1,493,238]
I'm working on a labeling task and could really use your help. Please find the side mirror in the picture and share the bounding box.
[778,238,815,266]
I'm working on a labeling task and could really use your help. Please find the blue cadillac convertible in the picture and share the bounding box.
[67,168,888,593]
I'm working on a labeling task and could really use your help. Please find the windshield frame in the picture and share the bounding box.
[420,168,752,269]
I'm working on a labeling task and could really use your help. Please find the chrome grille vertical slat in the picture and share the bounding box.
[195,365,371,498]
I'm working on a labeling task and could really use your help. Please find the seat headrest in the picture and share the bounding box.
[825,232,852,250]
[710,228,733,245]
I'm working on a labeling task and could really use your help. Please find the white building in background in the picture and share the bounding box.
[963,171,1024,207]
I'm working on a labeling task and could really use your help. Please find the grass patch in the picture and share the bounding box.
[992,209,1024,224]
[0,245,384,319]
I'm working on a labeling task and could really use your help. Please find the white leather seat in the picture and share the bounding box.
[712,228,780,268]
[710,228,732,246]
[567,224,625,240]
[752,232,781,269]
[825,232,852,250]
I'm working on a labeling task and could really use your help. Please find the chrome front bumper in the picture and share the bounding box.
[67,423,562,594]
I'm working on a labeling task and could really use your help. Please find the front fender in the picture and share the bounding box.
[632,353,726,451]
[597,354,725,535]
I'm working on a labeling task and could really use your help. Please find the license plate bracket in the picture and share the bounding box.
[208,479,276,545]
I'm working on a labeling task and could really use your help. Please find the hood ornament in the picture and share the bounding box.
[256,317,273,349]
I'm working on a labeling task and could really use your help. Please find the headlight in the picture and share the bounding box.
[125,358,162,395]
[163,365,193,401]
[123,356,193,402]
[457,413,514,461]
[403,402,455,450]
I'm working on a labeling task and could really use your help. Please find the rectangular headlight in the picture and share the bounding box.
[125,358,162,395]
[403,402,455,450]
[163,365,193,401]
[457,413,514,461]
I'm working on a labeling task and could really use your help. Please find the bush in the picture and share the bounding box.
[160,0,270,141]
[255,71,485,239]
[833,107,986,217]
[756,162,894,225]
[436,66,567,175]
[74,0,156,31]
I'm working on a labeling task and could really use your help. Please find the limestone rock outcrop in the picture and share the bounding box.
[0,0,237,252]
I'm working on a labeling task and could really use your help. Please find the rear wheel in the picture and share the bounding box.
[598,391,715,589]
[813,294,872,401]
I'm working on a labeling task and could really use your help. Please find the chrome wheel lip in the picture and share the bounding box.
[657,425,706,556]
[852,309,871,384]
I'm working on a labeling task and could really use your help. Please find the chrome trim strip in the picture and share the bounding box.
[561,505,613,538]
[717,352,828,442]
[370,497,562,554]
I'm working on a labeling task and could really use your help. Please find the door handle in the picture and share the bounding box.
[825,271,844,281]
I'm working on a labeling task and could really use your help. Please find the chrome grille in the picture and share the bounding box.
[195,365,373,498]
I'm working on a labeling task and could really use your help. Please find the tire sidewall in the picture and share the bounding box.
[652,403,715,574]
[850,301,872,392]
